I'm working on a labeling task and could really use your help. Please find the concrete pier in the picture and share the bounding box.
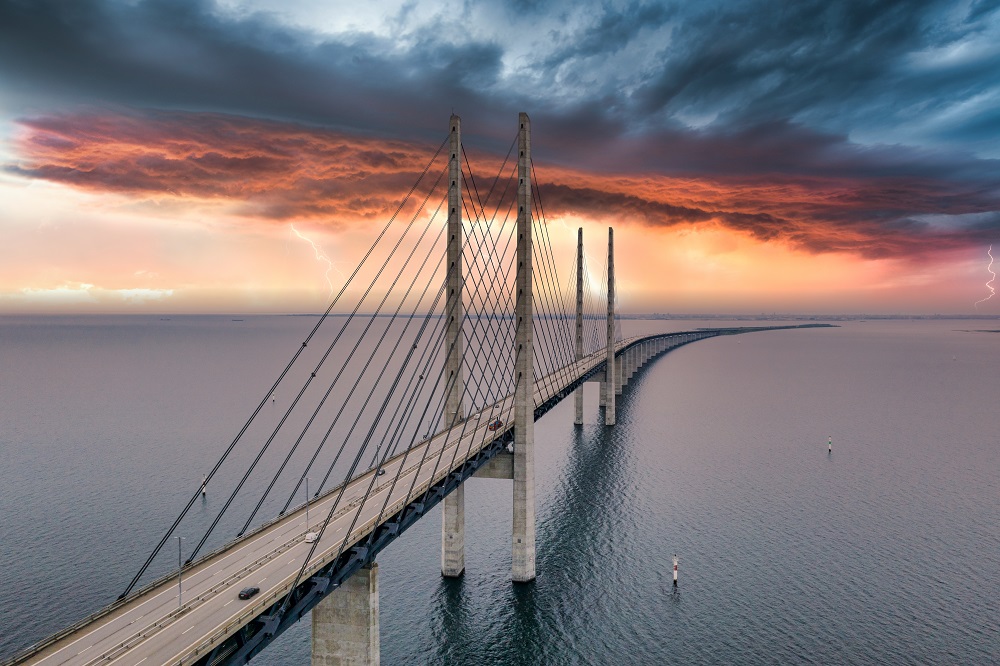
[441,483,465,577]
[512,112,536,582]
[574,227,584,426]
[441,114,465,578]
[615,350,624,395]
[604,227,616,426]
[312,563,379,666]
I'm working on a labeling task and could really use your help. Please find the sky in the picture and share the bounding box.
[1,0,999,314]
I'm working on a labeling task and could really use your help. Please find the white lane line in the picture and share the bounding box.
[224,600,234,607]
[136,658,147,665]
[182,626,194,635]
[37,522,287,665]
[37,389,539,664]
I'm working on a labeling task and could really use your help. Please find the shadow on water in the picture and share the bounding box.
[422,372,653,665]
[430,575,471,664]
[507,390,646,663]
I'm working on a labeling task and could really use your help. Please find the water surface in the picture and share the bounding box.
[0,316,997,664]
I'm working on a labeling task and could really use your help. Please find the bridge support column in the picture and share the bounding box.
[604,227,616,426]
[312,563,379,666]
[513,112,536,582]
[574,227,584,426]
[615,351,624,396]
[442,114,466,578]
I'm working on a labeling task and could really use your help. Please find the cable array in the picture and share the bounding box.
[120,125,620,608]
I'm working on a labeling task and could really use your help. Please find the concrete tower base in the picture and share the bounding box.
[312,563,380,666]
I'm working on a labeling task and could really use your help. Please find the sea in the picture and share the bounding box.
[0,315,997,665]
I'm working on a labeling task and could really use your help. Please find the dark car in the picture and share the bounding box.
[488,418,503,431]
[238,586,260,600]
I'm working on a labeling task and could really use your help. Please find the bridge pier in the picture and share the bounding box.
[312,563,379,666]
[512,112,536,582]
[615,346,625,396]
[574,227,584,426]
[603,227,616,426]
[442,114,466,578]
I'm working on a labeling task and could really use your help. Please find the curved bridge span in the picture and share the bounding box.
[9,326,824,666]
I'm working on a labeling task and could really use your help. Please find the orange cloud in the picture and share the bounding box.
[9,109,999,260]
[11,110,442,223]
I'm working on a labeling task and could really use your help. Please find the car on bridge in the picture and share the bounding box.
[488,418,503,431]
[238,586,260,600]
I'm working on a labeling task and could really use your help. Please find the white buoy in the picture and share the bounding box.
[672,554,679,587]
[201,475,207,497]
[828,436,832,455]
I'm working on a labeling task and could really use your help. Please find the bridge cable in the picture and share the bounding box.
[119,134,450,599]
[276,154,522,617]
[527,164,576,398]
[185,159,451,564]
[308,146,519,519]
[239,183,452,535]
[530,202,575,394]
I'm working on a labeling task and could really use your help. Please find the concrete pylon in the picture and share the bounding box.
[604,227,616,426]
[512,112,536,582]
[442,115,465,578]
[312,563,379,666]
[573,227,584,426]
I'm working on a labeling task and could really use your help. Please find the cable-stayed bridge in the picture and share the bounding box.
[5,114,825,666]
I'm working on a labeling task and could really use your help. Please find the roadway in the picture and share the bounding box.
[17,334,662,666]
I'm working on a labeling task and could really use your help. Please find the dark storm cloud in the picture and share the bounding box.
[2,0,999,255]
[1,0,997,164]
[535,177,1000,259]
[633,0,931,120]
[0,0,509,139]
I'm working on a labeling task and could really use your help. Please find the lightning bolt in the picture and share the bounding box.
[974,245,995,310]
[290,224,342,301]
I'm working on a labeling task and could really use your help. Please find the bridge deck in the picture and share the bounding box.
[17,333,676,666]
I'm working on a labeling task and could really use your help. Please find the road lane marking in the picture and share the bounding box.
[30,377,570,664]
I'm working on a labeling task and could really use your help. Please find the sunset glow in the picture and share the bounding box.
[1,0,998,314]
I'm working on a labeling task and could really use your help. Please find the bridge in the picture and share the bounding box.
[4,114,825,666]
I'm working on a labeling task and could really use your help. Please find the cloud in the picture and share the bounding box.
[10,282,174,307]
[9,109,1000,259]
[2,0,998,159]
[8,110,446,222]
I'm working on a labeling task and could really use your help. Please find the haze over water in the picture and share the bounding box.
[1,316,997,664]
